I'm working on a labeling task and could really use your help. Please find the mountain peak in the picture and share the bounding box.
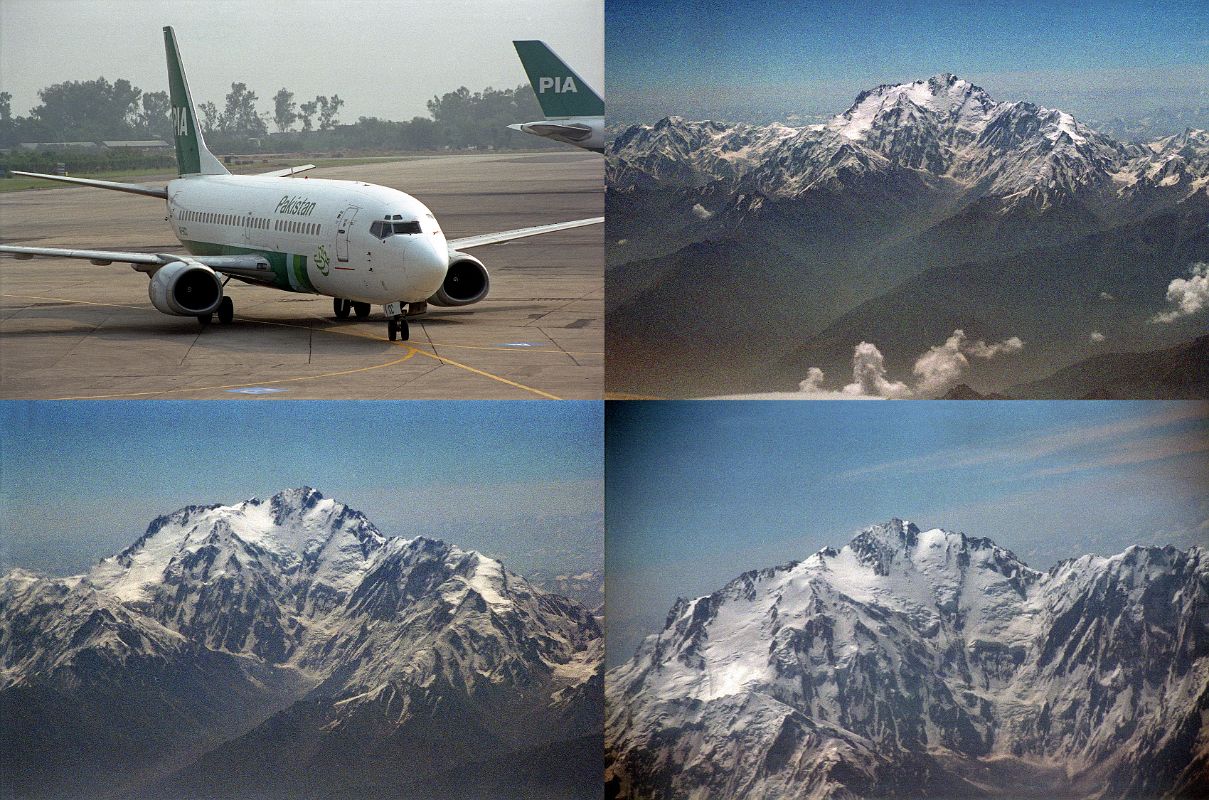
[88,489,384,603]
[828,74,996,142]
[273,485,323,504]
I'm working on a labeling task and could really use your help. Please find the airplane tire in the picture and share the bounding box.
[217,296,234,324]
[353,301,371,319]
[333,298,351,319]
[388,319,398,341]
[398,318,410,341]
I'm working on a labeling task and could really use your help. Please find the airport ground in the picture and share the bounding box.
[0,152,602,399]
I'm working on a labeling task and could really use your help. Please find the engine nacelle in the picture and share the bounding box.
[427,253,489,307]
[148,258,223,316]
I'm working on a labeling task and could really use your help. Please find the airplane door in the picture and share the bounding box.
[336,206,359,262]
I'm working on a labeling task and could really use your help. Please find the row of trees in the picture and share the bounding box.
[0,77,556,154]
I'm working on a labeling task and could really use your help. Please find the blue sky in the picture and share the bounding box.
[0,401,602,579]
[606,400,1208,665]
[607,0,1209,125]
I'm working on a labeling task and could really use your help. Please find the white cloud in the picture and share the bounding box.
[691,203,713,220]
[1090,331,1106,342]
[843,342,913,398]
[1150,262,1209,323]
[964,335,1024,359]
[798,367,827,393]
[794,329,1025,399]
[1099,291,1115,301]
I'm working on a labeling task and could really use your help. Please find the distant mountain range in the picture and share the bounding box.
[0,488,603,800]
[606,75,1209,397]
[606,520,1209,799]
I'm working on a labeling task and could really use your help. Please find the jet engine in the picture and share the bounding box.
[427,252,490,307]
[147,258,223,316]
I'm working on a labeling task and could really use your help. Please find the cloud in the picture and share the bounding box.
[691,203,713,219]
[795,330,1024,399]
[798,367,827,392]
[844,342,913,398]
[1099,292,1115,301]
[1090,331,1105,342]
[1150,262,1209,323]
[964,335,1024,359]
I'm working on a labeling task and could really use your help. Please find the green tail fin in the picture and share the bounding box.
[513,40,603,119]
[163,26,228,177]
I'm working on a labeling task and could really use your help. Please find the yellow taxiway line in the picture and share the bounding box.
[0,292,566,400]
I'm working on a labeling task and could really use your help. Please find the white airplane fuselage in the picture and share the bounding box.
[167,175,450,304]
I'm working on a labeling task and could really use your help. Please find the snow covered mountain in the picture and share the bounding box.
[1,488,603,800]
[605,76,1209,398]
[605,520,1208,799]
[609,75,1207,208]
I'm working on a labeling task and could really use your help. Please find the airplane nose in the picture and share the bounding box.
[403,234,448,301]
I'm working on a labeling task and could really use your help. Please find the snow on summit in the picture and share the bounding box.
[827,73,994,140]
[87,487,385,603]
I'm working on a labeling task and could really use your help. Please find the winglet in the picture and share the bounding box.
[163,26,228,177]
[513,40,603,119]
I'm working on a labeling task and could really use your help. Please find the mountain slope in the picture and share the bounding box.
[606,520,1209,799]
[1005,334,1209,399]
[764,191,1209,394]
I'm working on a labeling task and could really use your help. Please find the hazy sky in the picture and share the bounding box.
[0,0,603,123]
[606,400,1209,665]
[0,401,602,580]
[607,0,1209,125]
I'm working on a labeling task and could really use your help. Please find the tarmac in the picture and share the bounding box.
[0,151,602,400]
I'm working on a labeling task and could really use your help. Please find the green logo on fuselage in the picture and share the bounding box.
[315,244,330,276]
[275,195,316,216]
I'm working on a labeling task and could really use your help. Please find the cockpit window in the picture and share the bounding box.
[370,219,422,238]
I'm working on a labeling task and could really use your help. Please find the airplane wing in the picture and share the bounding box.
[0,245,274,281]
[256,164,316,178]
[10,170,168,199]
[447,216,603,251]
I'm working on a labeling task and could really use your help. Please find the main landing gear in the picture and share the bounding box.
[333,298,372,320]
[198,296,234,327]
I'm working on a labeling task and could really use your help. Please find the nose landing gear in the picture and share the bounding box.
[383,300,412,341]
[387,317,410,341]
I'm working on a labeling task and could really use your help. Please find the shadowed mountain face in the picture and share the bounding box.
[1004,334,1209,399]
[0,488,603,800]
[606,520,1209,800]
[606,75,1209,398]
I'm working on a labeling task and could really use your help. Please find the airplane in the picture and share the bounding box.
[0,27,602,342]
[509,40,604,153]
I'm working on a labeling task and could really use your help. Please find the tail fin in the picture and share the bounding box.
[513,40,603,119]
[163,26,228,176]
